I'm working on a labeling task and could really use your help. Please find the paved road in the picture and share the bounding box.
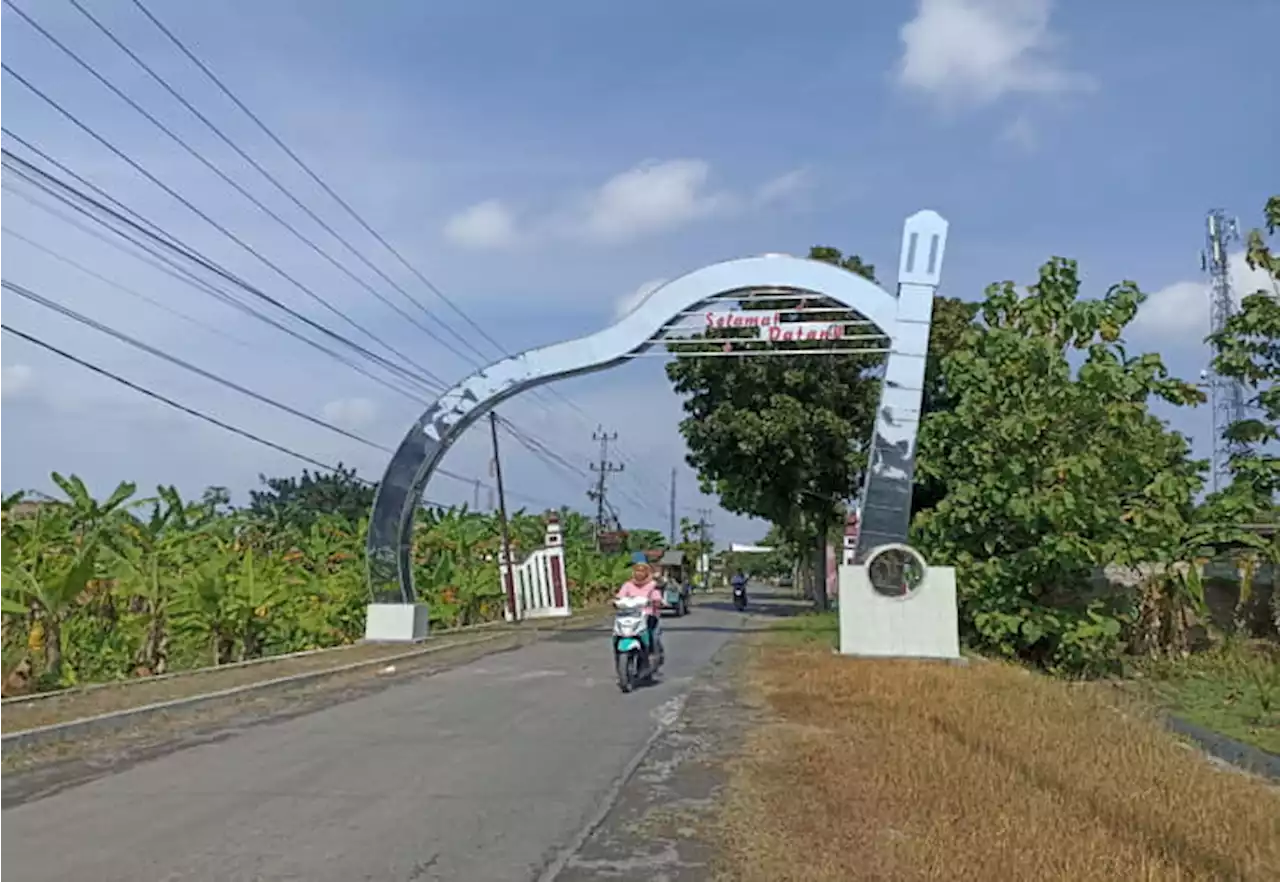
[2,592,769,882]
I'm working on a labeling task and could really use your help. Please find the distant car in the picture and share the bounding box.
[778,574,793,588]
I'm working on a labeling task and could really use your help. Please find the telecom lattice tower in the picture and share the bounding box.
[1202,209,1247,492]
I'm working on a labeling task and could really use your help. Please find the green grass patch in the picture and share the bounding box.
[1133,640,1280,755]
[768,610,839,646]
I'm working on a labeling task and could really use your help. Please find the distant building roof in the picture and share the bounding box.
[5,499,57,520]
[660,549,685,565]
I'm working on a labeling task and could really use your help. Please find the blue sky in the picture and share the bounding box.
[2,0,1277,544]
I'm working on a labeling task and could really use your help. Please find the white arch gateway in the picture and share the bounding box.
[366,209,960,659]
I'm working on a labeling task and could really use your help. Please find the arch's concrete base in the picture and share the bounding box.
[364,603,430,642]
[837,564,960,660]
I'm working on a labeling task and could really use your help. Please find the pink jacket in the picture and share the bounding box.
[617,579,663,618]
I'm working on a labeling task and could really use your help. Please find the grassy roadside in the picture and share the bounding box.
[714,615,1279,882]
[1118,641,1280,755]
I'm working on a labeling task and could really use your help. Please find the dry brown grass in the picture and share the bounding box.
[716,639,1280,882]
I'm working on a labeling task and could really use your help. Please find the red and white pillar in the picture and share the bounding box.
[842,512,860,566]
[544,513,569,613]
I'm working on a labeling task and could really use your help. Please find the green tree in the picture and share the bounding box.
[248,464,374,531]
[666,246,976,607]
[750,524,796,579]
[914,258,1206,674]
[625,529,667,553]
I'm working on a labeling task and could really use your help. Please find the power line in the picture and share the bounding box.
[1,146,440,398]
[3,73,628,524]
[1,278,551,507]
[8,3,656,509]
[1,62,448,391]
[128,0,502,362]
[58,0,486,368]
[118,0,655,488]
[3,179,586,514]
[2,278,395,453]
[2,224,255,351]
[5,162,666,524]
[497,416,589,477]
[0,323,458,500]
[3,177,430,405]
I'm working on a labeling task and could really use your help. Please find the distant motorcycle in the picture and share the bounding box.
[612,596,662,693]
[732,579,748,611]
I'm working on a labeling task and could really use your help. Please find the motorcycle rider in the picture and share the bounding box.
[731,569,748,606]
[617,562,664,667]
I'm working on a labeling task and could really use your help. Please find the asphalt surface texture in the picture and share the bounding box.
[2,586,797,882]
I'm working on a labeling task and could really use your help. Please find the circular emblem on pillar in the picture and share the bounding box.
[865,543,927,599]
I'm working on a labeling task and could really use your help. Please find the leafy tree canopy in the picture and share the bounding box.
[914,257,1206,673]
[626,529,668,553]
[247,464,374,531]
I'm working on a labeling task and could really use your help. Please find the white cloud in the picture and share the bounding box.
[442,160,810,251]
[753,168,811,207]
[321,397,379,429]
[895,0,1092,107]
[572,159,732,243]
[1,364,36,400]
[1132,251,1278,341]
[615,278,668,319]
[442,199,522,250]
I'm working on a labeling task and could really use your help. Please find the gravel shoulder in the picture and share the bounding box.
[551,633,765,881]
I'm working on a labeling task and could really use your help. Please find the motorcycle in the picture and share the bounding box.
[732,580,748,611]
[612,595,662,693]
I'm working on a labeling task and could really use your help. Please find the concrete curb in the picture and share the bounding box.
[1164,716,1280,782]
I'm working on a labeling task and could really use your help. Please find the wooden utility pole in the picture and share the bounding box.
[589,426,622,548]
[697,507,713,591]
[669,467,677,545]
[489,412,518,621]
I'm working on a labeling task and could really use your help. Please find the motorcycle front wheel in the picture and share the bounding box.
[616,651,638,693]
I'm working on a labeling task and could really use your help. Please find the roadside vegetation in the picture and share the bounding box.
[672,197,1280,750]
[0,465,636,696]
[715,621,1279,882]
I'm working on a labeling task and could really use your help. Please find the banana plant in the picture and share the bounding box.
[170,541,239,665]
[113,485,213,675]
[2,523,101,684]
[49,473,142,551]
[224,549,293,660]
